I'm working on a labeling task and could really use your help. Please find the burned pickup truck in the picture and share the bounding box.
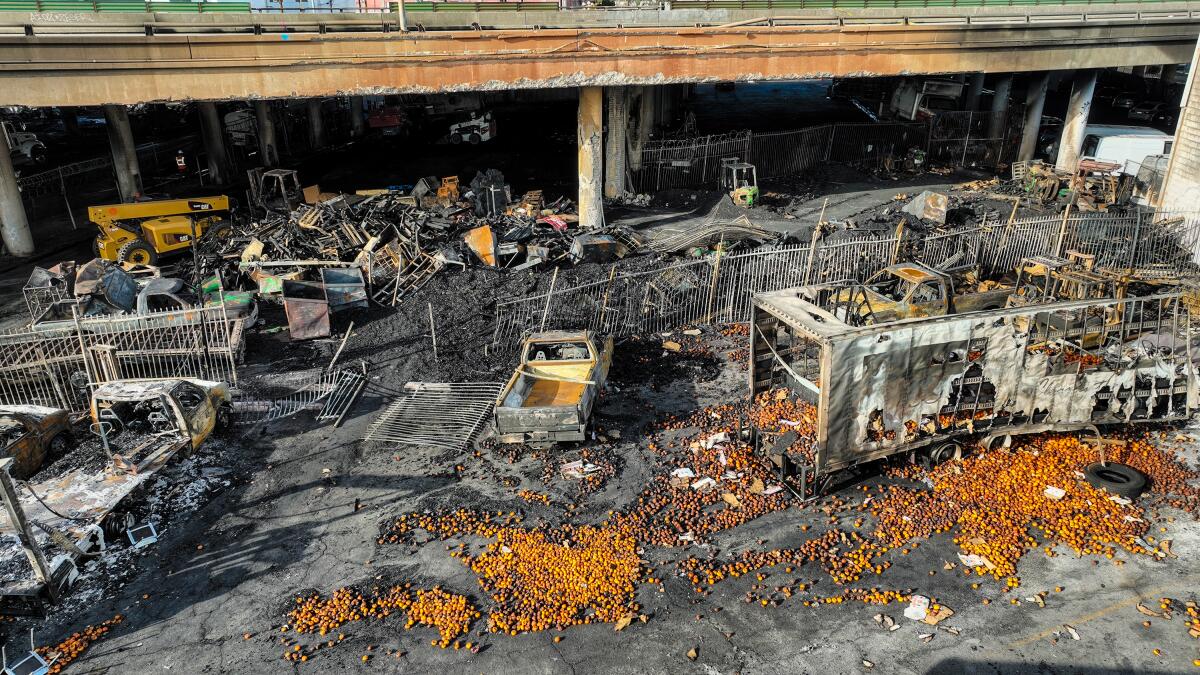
[494,331,613,445]
[750,287,1196,479]
[0,378,230,613]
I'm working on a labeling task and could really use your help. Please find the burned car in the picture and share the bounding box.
[0,405,72,480]
[91,378,232,456]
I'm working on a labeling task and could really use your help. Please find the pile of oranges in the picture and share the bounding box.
[680,530,848,589]
[284,584,479,660]
[379,509,524,545]
[463,524,642,635]
[404,588,482,648]
[37,615,123,674]
[517,490,552,506]
[863,434,1200,580]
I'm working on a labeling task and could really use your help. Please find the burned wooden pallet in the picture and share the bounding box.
[371,243,445,307]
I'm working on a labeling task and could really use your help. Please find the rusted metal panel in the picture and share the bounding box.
[319,267,368,312]
[282,280,331,341]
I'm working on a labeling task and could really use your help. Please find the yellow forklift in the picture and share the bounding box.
[90,196,232,265]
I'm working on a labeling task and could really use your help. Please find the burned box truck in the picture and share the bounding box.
[750,287,1197,479]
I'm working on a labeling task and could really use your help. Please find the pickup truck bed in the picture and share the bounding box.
[522,380,586,408]
[494,331,612,446]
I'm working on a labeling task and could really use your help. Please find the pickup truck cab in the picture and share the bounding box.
[494,331,613,446]
[834,262,1011,324]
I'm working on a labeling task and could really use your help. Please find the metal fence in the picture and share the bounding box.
[493,232,899,342]
[926,110,1022,170]
[631,113,1019,193]
[494,208,1200,343]
[15,136,202,232]
[0,306,240,415]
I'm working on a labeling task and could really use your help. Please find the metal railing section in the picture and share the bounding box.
[494,209,1200,343]
[363,381,505,451]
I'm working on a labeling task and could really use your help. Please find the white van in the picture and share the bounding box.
[1079,124,1173,172]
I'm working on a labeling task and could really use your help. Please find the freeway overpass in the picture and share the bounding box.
[0,5,1198,105]
[2,2,1200,259]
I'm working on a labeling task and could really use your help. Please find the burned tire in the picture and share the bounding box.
[102,511,133,539]
[47,431,73,460]
[1083,462,1147,499]
[215,404,233,435]
[920,440,961,468]
[208,219,233,241]
[117,238,159,266]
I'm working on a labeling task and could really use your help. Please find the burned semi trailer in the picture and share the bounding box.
[750,288,1197,478]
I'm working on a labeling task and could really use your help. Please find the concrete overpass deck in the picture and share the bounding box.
[1,3,1198,105]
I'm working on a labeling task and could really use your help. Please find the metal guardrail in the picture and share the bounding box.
[0,0,250,11]
[1,0,1198,19]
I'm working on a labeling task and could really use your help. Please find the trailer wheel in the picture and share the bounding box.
[983,433,1012,451]
[925,440,962,467]
[1083,462,1147,499]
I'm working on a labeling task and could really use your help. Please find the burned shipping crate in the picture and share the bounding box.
[750,288,1197,478]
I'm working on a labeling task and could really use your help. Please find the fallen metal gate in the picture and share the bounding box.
[362,382,504,451]
[233,365,367,425]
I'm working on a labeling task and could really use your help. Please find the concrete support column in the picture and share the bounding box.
[1019,72,1050,162]
[604,86,628,199]
[964,73,985,111]
[639,85,656,143]
[349,95,366,139]
[627,86,653,173]
[61,106,80,137]
[578,87,604,230]
[1056,69,1098,170]
[988,74,1013,140]
[0,129,34,257]
[103,104,142,203]
[254,100,279,167]
[198,102,228,185]
[307,99,325,150]
[1160,38,1200,221]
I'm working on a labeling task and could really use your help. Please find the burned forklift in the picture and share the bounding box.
[1022,159,1134,211]
[248,167,304,217]
[720,158,759,208]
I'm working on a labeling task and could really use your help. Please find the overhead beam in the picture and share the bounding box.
[0,21,1195,106]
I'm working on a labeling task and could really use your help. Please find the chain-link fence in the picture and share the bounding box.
[631,112,1021,193]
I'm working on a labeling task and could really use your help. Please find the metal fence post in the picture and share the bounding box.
[539,267,559,332]
[1129,209,1142,269]
[0,458,58,602]
[1055,203,1073,256]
